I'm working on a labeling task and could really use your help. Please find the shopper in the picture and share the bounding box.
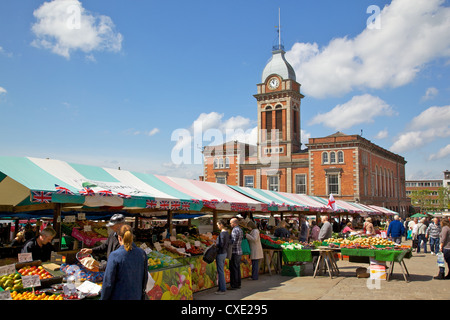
[416,218,428,253]
[342,222,355,234]
[318,216,332,241]
[434,219,450,280]
[273,220,291,239]
[298,215,309,243]
[79,213,126,271]
[245,220,263,280]
[309,220,320,242]
[101,224,148,300]
[364,217,375,236]
[229,218,243,289]
[387,215,405,244]
[215,219,230,295]
[410,217,419,251]
[11,231,25,248]
[426,218,441,255]
[21,226,56,262]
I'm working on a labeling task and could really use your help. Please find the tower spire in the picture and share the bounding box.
[274,7,284,51]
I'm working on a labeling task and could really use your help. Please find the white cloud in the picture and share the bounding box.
[31,0,123,59]
[374,129,388,139]
[148,128,160,136]
[309,94,395,130]
[0,87,6,95]
[390,105,450,153]
[421,87,439,101]
[429,144,450,160]
[286,0,450,98]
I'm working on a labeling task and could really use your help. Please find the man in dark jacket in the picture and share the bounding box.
[79,214,126,271]
[21,226,57,262]
[387,215,405,244]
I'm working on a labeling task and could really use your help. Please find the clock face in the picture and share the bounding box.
[268,77,279,89]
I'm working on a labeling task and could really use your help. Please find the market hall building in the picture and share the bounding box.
[202,43,411,217]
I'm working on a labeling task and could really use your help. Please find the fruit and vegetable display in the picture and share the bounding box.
[260,234,285,248]
[18,265,53,280]
[147,250,181,270]
[0,273,23,292]
[10,290,64,300]
[324,236,396,248]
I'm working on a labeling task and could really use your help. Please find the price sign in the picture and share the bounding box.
[164,241,171,247]
[185,242,191,250]
[18,253,33,263]
[170,236,176,241]
[0,264,15,277]
[77,212,86,220]
[194,241,201,247]
[176,248,186,254]
[0,291,12,300]
[64,215,76,223]
[22,275,41,288]
[153,242,162,251]
[84,225,92,232]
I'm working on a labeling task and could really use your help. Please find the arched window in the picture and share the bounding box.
[225,157,230,168]
[330,152,336,163]
[337,151,344,163]
[322,152,329,164]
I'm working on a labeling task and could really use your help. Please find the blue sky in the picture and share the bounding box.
[0,0,449,181]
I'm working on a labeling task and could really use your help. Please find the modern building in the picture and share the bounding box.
[405,170,450,213]
[202,42,411,217]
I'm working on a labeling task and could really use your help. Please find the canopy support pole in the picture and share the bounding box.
[212,209,218,233]
[52,203,62,251]
[167,210,173,237]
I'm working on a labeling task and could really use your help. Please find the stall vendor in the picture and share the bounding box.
[21,227,56,262]
[79,214,127,271]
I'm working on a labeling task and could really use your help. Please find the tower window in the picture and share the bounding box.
[244,176,254,188]
[295,174,307,194]
[327,174,339,195]
[322,152,329,164]
[330,152,336,164]
[268,176,279,191]
[338,151,344,163]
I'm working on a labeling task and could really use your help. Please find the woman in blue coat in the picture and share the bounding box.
[101,224,148,300]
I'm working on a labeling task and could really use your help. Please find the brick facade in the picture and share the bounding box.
[202,47,411,217]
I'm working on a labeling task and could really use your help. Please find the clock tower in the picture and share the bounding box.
[254,43,304,163]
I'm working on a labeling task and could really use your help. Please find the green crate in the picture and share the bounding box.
[281,264,305,277]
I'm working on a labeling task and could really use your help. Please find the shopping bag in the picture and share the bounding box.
[241,238,251,255]
[202,245,218,264]
[437,252,445,268]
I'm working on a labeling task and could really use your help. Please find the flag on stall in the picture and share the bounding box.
[170,200,181,210]
[117,192,131,199]
[79,187,95,196]
[328,194,337,211]
[32,191,53,203]
[181,201,190,211]
[146,199,157,209]
[55,184,75,195]
[98,190,113,197]
[159,200,170,210]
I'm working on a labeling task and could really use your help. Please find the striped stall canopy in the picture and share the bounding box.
[0,156,264,213]
[228,185,327,212]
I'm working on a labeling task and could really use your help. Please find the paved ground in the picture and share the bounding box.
[193,241,450,300]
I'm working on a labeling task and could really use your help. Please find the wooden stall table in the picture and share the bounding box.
[262,248,283,275]
[313,248,340,279]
